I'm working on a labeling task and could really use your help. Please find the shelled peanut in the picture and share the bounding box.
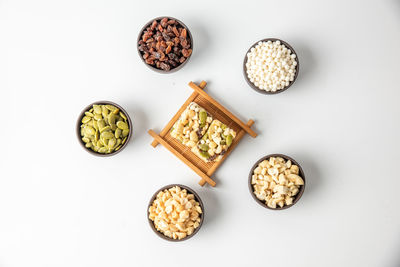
[251,156,304,208]
[149,186,202,240]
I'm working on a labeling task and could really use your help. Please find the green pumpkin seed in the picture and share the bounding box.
[100,126,110,132]
[226,134,233,146]
[85,112,94,117]
[116,138,122,146]
[109,113,116,125]
[101,131,114,139]
[98,147,107,153]
[93,105,102,114]
[122,137,127,144]
[108,138,116,149]
[95,130,100,142]
[93,146,99,152]
[221,124,227,130]
[199,110,207,124]
[85,126,95,136]
[112,108,120,115]
[105,104,116,111]
[82,137,90,143]
[199,144,209,151]
[81,116,91,123]
[200,150,210,158]
[122,129,129,137]
[94,114,102,121]
[220,140,226,146]
[119,112,127,120]
[85,142,92,148]
[115,128,122,139]
[116,121,128,130]
[115,145,122,151]
[89,108,94,112]
[92,120,98,130]
[97,119,105,129]
[201,133,208,140]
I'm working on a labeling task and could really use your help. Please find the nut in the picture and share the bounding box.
[149,186,202,240]
[251,157,303,209]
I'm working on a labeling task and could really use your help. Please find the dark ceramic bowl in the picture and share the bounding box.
[147,184,204,242]
[76,101,132,157]
[137,16,193,73]
[243,38,299,94]
[248,154,305,210]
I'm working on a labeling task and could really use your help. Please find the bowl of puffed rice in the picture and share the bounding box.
[147,184,204,241]
[248,154,305,210]
[243,38,299,94]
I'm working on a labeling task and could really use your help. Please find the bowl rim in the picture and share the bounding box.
[243,38,300,95]
[76,100,133,157]
[137,16,193,74]
[248,154,306,210]
[147,184,204,242]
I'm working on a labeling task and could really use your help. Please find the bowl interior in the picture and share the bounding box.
[137,16,193,73]
[147,184,204,241]
[76,101,132,157]
[243,38,299,95]
[248,154,305,210]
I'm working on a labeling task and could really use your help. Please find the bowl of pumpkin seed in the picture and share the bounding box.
[76,101,132,156]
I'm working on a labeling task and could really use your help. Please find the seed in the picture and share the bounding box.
[80,104,130,154]
[199,111,207,124]
[105,105,116,111]
[108,137,116,149]
[119,112,127,121]
[199,144,209,151]
[94,114,102,121]
[226,134,233,146]
[85,126,95,136]
[115,128,122,138]
[93,105,102,114]
[98,147,107,153]
[116,121,128,130]
[81,116,91,124]
[100,126,111,132]
[122,129,129,137]
[101,131,114,139]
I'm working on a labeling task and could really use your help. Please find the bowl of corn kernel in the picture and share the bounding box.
[147,184,204,241]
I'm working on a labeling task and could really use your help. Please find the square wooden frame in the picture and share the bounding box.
[148,81,257,187]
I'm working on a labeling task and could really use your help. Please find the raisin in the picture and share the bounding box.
[181,28,187,38]
[150,20,157,30]
[165,45,172,54]
[160,62,170,71]
[160,17,168,27]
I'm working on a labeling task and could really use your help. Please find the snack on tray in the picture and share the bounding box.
[170,102,213,148]
[192,119,236,163]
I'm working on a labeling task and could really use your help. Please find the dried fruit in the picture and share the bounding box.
[138,17,192,71]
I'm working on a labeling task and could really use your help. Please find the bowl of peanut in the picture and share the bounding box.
[248,154,305,210]
[147,184,204,241]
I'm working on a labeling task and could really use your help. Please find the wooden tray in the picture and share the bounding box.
[148,81,257,187]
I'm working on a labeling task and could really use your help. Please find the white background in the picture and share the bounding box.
[1,0,400,266]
